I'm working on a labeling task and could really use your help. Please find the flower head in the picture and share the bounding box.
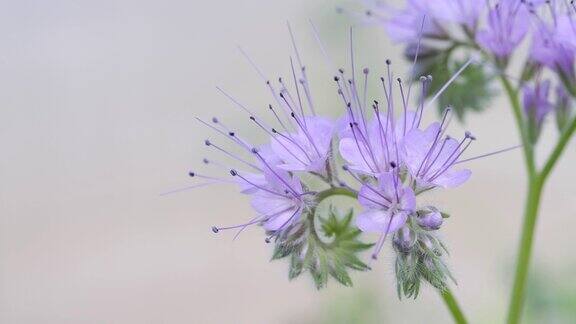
[402,110,474,190]
[476,0,531,59]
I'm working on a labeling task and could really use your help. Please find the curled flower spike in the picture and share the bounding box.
[181,22,519,293]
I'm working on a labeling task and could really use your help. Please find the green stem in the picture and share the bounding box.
[315,187,357,203]
[507,177,544,324]
[541,116,576,182]
[499,76,537,178]
[507,116,576,324]
[441,288,468,324]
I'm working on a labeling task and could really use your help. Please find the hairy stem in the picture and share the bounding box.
[441,288,468,324]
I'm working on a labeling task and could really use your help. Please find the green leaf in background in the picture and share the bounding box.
[271,207,373,289]
[408,46,496,121]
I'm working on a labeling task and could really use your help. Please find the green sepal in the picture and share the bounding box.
[270,207,373,289]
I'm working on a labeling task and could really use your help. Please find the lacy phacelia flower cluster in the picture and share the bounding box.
[359,0,575,135]
[191,28,480,294]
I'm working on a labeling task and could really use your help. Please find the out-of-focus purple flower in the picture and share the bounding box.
[530,18,575,83]
[415,0,483,29]
[476,0,531,59]
[402,109,473,190]
[523,79,552,126]
[363,0,482,44]
[363,0,445,43]
[271,116,334,173]
[556,14,576,50]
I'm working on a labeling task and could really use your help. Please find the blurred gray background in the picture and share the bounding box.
[0,0,575,323]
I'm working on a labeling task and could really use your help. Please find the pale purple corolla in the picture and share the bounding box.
[476,0,531,59]
[413,0,483,29]
[338,70,431,175]
[523,79,553,127]
[530,17,575,82]
[354,170,416,258]
[556,14,576,50]
[271,115,335,173]
[363,0,482,44]
[402,110,474,190]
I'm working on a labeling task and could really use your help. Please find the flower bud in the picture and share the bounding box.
[522,80,552,144]
[393,226,417,253]
[417,211,443,230]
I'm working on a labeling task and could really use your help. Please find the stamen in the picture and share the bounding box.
[290,57,307,123]
[230,169,290,198]
[238,46,268,82]
[160,182,219,196]
[271,128,314,162]
[249,116,309,165]
[456,145,522,164]
[342,166,392,205]
[252,148,301,197]
[406,16,427,107]
[425,58,474,110]
[349,123,377,173]
[204,139,262,172]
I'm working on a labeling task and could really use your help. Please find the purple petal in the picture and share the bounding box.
[355,209,408,234]
[432,168,471,188]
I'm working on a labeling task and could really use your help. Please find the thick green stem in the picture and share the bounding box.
[441,288,468,324]
[507,178,544,324]
[501,71,576,323]
[499,76,537,178]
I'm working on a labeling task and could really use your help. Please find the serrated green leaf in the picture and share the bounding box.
[414,53,495,121]
[270,207,373,289]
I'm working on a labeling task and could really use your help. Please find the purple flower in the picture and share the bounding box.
[364,0,482,44]
[339,109,418,175]
[402,109,473,190]
[530,18,575,82]
[415,0,483,29]
[247,167,308,232]
[355,171,416,258]
[271,116,335,173]
[356,171,416,233]
[476,0,531,59]
[362,0,445,44]
[523,79,552,127]
[556,14,576,50]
